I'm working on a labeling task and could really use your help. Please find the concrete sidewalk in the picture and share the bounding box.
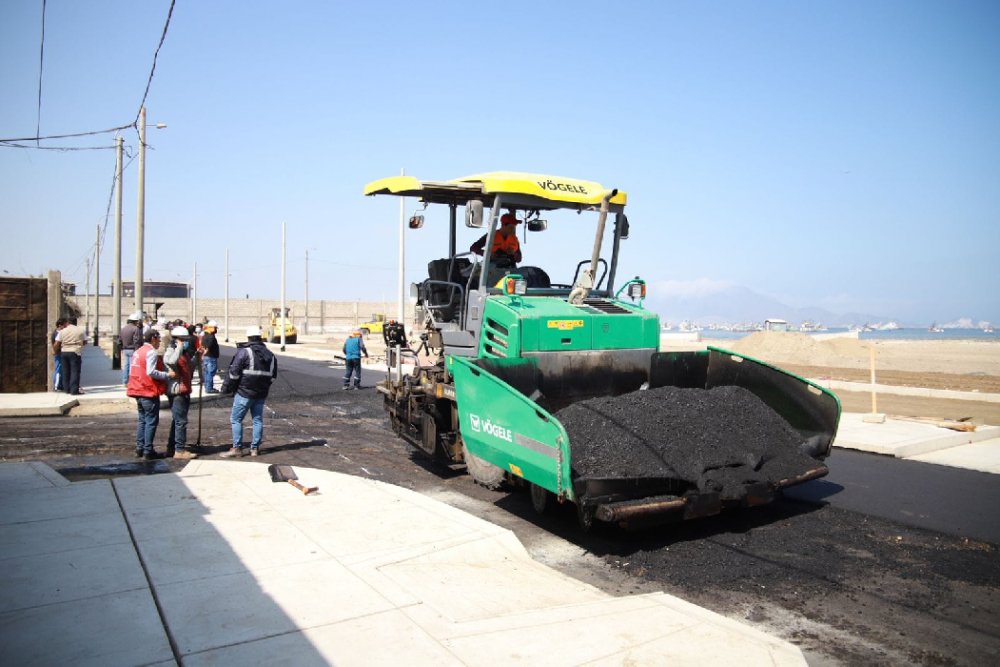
[0,461,808,666]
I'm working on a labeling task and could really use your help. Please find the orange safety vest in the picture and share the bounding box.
[492,233,519,257]
[127,344,167,398]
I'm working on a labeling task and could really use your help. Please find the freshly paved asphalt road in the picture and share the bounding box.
[785,448,1000,545]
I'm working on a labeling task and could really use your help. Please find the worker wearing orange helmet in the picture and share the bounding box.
[471,212,522,267]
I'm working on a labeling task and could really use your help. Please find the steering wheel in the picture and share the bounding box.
[492,250,516,269]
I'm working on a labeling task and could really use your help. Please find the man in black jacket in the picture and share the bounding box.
[200,320,221,393]
[220,326,277,458]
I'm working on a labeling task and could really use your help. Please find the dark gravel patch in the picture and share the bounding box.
[558,385,820,498]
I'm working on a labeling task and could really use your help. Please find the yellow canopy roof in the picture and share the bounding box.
[364,171,627,207]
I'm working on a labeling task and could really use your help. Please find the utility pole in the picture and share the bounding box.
[192,262,197,324]
[304,249,309,335]
[85,257,91,332]
[135,106,146,316]
[398,166,406,324]
[134,107,167,317]
[280,223,287,351]
[112,134,123,367]
[224,248,230,342]
[94,223,100,344]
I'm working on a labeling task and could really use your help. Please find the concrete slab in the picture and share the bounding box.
[909,438,1000,474]
[833,412,1000,458]
[183,610,462,667]
[0,588,173,667]
[157,558,395,656]
[0,510,131,561]
[0,542,149,614]
[0,392,77,417]
[0,461,69,491]
[0,479,118,525]
[135,518,329,586]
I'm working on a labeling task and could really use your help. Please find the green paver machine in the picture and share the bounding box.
[366,172,840,529]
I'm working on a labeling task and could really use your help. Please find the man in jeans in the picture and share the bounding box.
[220,326,277,458]
[54,317,88,395]
[200,320,221,393]
[164,326,198,460]
[127,329,175,460]
[119,312,144,386]
[51,318,67,391]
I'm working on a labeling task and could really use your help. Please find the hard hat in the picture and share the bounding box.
[157,318,168,326]
[207,320,218,328]
[501,213,520,226]
[129,311,143,322]
[170,326,190,338]
[246,326,263,338]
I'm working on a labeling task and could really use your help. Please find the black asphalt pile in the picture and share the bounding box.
[558,385,820,499]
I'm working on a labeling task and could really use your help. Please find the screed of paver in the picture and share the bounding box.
[155,558,395,656]
[182,609,464,667]
[0,588,173,667]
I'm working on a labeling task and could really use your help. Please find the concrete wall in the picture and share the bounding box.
[67,296,417,338]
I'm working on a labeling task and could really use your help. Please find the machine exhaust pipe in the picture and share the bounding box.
[569,189,617,305]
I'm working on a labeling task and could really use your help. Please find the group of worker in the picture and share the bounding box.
[120,315,277,462]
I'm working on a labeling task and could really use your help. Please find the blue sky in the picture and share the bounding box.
[2,0,997,325]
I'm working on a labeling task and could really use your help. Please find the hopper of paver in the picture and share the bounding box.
[449,347,840,529]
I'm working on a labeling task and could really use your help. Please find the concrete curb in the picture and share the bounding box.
[810,378,1000,404]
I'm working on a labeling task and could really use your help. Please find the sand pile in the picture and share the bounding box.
[725,331,872,368]
[559,385,818,501]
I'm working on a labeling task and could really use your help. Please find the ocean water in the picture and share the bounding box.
[692,328,999,342]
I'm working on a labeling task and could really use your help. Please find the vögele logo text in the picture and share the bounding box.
[468,413,513,442]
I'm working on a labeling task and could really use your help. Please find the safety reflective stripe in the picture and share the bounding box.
[230,348,274,377]
[243,347,274,376]
[514,433,558,459]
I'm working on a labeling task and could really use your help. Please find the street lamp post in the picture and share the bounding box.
[304,247,317,334]
[112,134,123,369]
[134,106,167,317]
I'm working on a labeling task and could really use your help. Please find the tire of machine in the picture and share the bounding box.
[461,437,505,490]
[530,483,551,514]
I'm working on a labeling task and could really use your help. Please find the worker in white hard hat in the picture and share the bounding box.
[220,325,278,458]
[163,326,198,459]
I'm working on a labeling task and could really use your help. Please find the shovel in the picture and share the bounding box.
[268,464,318,495]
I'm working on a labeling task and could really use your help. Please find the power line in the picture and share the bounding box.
[0,123,134,144]
[36,0,47,147]
[134,0,176,124]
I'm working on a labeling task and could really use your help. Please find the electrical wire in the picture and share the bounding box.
[36,0,46,147]
[134,0,176,125]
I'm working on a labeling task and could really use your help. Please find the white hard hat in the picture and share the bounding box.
[129,311,143,322]
[170,326,190,337]
[246,326,263,338]
[157,318,168,326]
[207,320,218,328]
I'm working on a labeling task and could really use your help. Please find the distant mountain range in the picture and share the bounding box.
[644,280,933,328]
[643,281,883,327]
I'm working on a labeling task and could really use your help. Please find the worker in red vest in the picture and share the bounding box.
[127,329,175,461]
